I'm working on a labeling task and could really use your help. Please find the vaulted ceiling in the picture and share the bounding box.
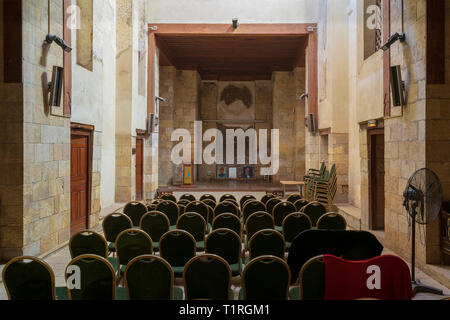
[156,35,308,81]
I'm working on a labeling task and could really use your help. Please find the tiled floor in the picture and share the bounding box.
[1,197,449,301]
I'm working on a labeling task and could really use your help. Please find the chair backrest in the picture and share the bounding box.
[239,195,256,208]
[282,213,312,243]
[299,255,325,300]
[177,199,191,206]
[293,199,309,212]
[242,200,267,224]
[273,201,297,227]
[183,254,232,300]
[261,193,276,205]
[178,204,186,215]
[69,230,108,259]
[140,211,170,243]
[65,254,116,300]
[249,229,285,260]
[201,198,216,209]
[266,198,282,216]
[246,212,275,241]
[200,194,217,203]
[242,256,291,300]
[212,213,242,236]
[155,200,180,226]
[2,256,55,300]
[177,212,206,242]
[219,194,236,203]
[301,202,327,226]
[205,204,215,224]
[185,201,209,223]
[223,199,239,208]
[205,229,241,266]
[286,194,302,204]
[102,213,133,244]
[316,213,347,230]
[161,193,177,202]
[214,201,240,218]
[320,254,413,300]
[159,230,196,267]
[116,229,153,267]
[180,193,196,202]
[124,255,174,300]
[123,201,148,227]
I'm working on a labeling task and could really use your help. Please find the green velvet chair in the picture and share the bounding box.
[185,201,209,225]
[123,201,148,227]
[200,194,217,203]
[205,203,215,230]
[159,229,196,278]
[282,213,312,251]
[240,256,291,300]
[212,213,242,237]
[245,212,274,251]
[290,255,325,300]
[273,201,297,232]
[124,255,183,300]
[247,229,285,262]
[2,256,55,300]
[239,195,256,209]
[219,194,236,203]
[301,202,327,227]
[261,193,276,205]
[242,200,267,225]
[205,229,242,276]
[180,193,196,202]
[266,198,282,216]
[69,230,118,272]
[115,229,153,276]
[65,254,119,300]
[103,213,133,255]
[316,212,347,230]
[214,201,240,218]
[183,254,232,300]
[286,193,302,204]
[140,211,170,252]
[293,199,309,212]
[176,212,206,251]
[161,193,177,202]
[155,200,180,229]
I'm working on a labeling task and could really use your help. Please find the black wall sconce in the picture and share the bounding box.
[232,18,239,29]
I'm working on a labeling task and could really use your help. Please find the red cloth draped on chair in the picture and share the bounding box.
[323,254,413,300]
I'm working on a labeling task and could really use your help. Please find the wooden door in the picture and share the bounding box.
[71,130,90,234]
[136,137,144,201]
[369,130,385,230]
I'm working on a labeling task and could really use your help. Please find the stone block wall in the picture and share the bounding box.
[383,0,429,264]
[21,0,71,256]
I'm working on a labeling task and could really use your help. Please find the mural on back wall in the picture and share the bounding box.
[217,82,256,130]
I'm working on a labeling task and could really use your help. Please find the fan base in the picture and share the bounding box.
[413,280,443,296]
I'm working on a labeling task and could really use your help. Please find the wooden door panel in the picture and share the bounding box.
[71,133,89,234]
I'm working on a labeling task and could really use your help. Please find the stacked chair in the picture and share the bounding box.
[304,163,337,211]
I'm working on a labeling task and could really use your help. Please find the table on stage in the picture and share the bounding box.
[280,181,305,198]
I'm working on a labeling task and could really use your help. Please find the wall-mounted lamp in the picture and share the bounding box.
[381,33,405,51]
[368,119,377,128]
[45,34,72,52]
[48,66,64,107]
[232,18,239,29]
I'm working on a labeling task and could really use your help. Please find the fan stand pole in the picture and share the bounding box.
[410,203,443,296]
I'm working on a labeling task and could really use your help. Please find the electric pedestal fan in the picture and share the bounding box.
[402,168,443,296]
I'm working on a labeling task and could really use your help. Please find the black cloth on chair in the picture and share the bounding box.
[287,229,383,283]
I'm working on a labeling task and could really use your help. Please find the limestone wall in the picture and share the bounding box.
[21,0,71,256]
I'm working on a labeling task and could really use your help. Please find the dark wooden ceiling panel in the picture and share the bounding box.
[157,34,307,80]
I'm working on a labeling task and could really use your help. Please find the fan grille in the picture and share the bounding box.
[405,168,442,225]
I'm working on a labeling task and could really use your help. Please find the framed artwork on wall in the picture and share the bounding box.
[183,164,193,185]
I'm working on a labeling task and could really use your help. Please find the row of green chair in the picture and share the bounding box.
[2,253,292,300]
